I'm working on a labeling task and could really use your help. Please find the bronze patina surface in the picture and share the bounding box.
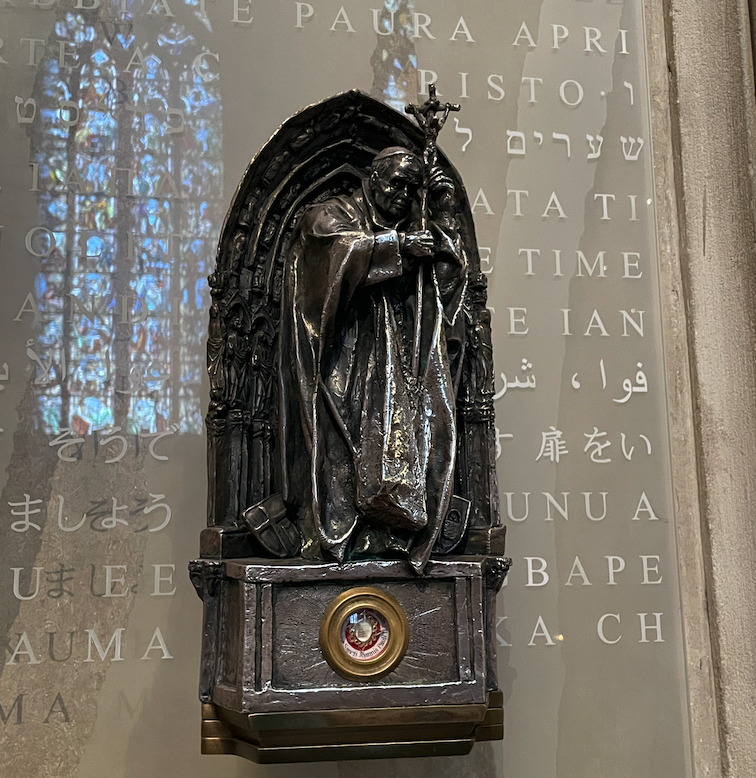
[191,87,509,763]
[200,691,504,764]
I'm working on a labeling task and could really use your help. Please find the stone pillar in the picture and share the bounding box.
[657,0,756,774]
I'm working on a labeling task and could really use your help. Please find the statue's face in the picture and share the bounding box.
[370,156,422,222]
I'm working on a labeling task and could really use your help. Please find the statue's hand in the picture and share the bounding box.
[428,167,455,196]
[428,167,455,218]
[400,230,435,260]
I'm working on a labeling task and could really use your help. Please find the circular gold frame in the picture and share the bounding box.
[319,587,410,681]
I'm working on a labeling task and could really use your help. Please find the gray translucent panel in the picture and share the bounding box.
[0,1,691,777]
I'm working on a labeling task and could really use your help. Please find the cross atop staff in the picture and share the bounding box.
[405,84,461,157]
[405,84,461,378]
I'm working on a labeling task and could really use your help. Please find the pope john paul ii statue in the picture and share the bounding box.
[203,89,502,576]
[279,146,468,573]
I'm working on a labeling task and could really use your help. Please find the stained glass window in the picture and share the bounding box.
[28,1,223,438]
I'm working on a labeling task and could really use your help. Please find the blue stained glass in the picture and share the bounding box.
[28,8,222,435]
[79,396,114,430]
[196,280,208,308]
[41,320,63,347]
[40,398,62,435]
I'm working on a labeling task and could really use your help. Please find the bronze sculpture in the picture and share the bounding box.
[191,88,509,764]
[280,144,467,572]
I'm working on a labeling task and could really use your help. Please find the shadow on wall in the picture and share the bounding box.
[336,742,499,778]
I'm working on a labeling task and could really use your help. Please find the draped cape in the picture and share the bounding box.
[279,185,466,572]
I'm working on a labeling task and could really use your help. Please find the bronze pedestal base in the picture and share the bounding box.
[190,557,508,763]
[201,691,503,763]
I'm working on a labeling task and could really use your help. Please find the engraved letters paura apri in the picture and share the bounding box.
[190,88,510,763]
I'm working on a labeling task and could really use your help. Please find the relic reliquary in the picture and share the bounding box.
[189,87,510,763]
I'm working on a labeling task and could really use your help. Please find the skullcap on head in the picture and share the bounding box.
[372,146,420,164]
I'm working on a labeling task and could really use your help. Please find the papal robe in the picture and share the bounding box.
[279,181,467,572]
